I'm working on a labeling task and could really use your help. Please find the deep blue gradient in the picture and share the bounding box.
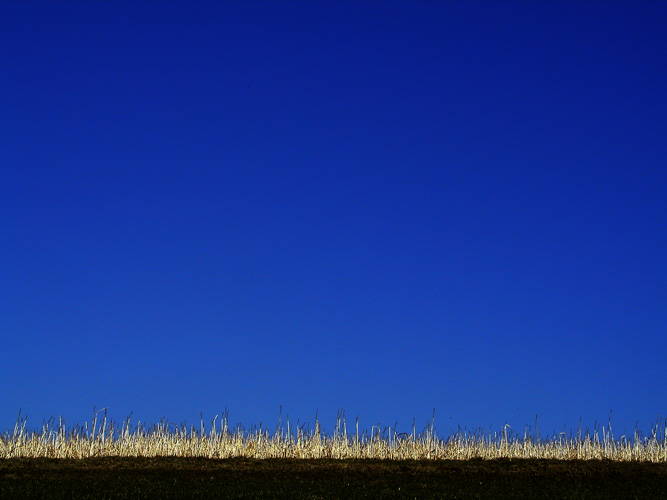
[2,1,665,439]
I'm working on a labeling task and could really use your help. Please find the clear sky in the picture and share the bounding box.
[1,1,665,440]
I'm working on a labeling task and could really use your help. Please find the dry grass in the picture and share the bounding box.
[2,409,666,461]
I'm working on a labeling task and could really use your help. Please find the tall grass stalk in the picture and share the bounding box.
[2,410,666,461]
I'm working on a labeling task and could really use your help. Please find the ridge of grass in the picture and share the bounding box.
[3,409,666,462]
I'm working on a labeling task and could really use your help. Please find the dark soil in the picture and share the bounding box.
[2,457,666,499]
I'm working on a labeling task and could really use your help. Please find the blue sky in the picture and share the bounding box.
[2,1,665,439]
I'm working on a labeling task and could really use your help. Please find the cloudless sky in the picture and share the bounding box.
[2,1,665,440]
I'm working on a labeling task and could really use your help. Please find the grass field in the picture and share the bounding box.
[2,410,667,499]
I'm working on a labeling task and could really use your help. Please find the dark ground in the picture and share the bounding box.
[2,457,667,499]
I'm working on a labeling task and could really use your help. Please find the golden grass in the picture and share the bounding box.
[2,409,666,461]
